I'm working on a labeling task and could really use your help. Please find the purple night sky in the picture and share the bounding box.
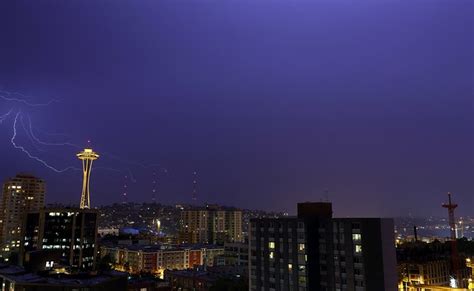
[0,0,472,217]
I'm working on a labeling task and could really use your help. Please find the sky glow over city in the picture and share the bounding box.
[0,0,472,217]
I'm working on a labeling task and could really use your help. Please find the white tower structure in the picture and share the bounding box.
[77,148,99,209]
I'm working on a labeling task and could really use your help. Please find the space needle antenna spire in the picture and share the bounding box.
[77,145,99,209]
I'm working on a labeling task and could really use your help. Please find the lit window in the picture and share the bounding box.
[45,261,54,268]
[298,243,305,251]
[288,263,292,271]
[269,241,275,249]
[269,252,274,259]
[352,233,362,241]
[355,245,362,253]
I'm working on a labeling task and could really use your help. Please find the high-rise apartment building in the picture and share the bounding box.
[0,174,45,258]
[249,202,397,291]
[20,208,99,270]
[179,205,243,245]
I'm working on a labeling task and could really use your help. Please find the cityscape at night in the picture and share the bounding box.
[0,0,472,290]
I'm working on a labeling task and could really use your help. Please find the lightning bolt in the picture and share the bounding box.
[2,91,163,181]
[94,166,122,173]
[19,114,44,152]
[11,111,79,173]
[101,151,164,169]
[26,114,80,148]
[99,152,169,183]
[127,168,137,183]
[24,115,140,176]
[0,90,59,107]
[0,108,13,123]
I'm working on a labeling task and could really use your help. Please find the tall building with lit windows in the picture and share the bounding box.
[20,208,98,270]
[249,202,397,291]
[0,174,45,259]
[179,205,243,245]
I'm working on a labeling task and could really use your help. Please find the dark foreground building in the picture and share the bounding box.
[165,265,247,291]
[249,202,397,291]
[20,208,98,270]
[0,264,127,291]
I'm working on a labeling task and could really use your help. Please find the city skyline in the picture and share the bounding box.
[0,1,472,217]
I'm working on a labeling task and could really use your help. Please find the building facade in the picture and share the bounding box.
[223,241,249,267]
[101,244,224,278]
[249,202,397,291]
[165,265,246,291]
[398,260,451,288]
[20,208,99,270]
[0,174,45,259]
[179,206,243,245]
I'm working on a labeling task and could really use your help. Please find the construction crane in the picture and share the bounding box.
[442,192,460,286]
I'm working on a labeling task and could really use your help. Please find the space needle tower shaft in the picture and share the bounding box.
[77,148,99,209]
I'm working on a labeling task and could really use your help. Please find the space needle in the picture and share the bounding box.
[77,148,99,209]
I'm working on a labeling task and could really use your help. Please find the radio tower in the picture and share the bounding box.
[152,171,157,203]
[442,192,460,284]
[122,175,129,204]
[192,171,197,202]
[77,148,99,209]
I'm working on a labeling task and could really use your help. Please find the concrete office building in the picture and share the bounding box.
[249,202,397,291]
[0,174,45,259]
[20,208,99,270]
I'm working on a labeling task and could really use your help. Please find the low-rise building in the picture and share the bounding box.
[128,276,171,291]
[0,264,127,291]
[397,240,472,289]
[165,265,247,291]
[399,260,451,287]
[101,244,224,278]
